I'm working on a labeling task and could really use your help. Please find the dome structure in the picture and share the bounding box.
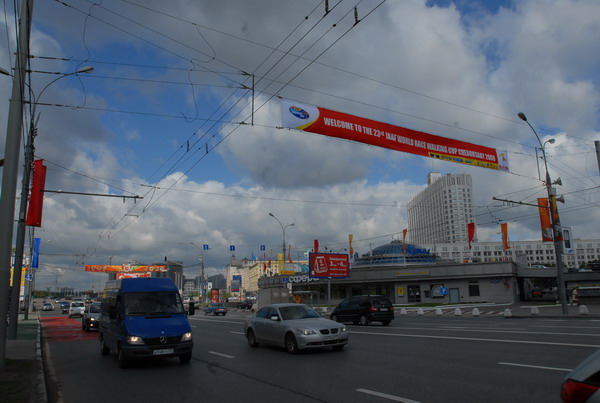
[352,240,437,267]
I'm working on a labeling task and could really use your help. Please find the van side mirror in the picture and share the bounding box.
[188,302,195,316]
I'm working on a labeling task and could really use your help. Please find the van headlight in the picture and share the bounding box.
[126,336,144,345]
[181,332,192,341]
[297,328,317,335]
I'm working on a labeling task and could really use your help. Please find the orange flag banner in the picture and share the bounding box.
[501,223,510,250]
[537,198,553,242]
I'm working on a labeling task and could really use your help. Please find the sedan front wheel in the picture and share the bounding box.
[285,333,298,354]
[246,329,259,347]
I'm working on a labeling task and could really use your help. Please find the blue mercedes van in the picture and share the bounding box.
[98,277,195,368]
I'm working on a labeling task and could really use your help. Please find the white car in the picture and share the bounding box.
[68,301,85,318]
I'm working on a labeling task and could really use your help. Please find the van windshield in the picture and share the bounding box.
[124,292,184,316]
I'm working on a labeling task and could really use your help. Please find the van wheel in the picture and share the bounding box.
[179,352,192,364]
[100,338,110,356]
[285,333,298,354]
[117,348,129,369]
[359,315,370,326]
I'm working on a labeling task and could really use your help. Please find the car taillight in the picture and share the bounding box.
[369,307,377,312]
[561,379,599,403]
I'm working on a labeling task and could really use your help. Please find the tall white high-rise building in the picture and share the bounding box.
[407,173,474,244]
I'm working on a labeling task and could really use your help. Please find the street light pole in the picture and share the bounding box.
[518,112,569,315]
[268,213,294,271]
[0,0,34,368]
[8,65,94,339]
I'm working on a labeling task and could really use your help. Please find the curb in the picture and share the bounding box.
[35,313,48,403]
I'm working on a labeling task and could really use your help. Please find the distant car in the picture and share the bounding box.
[330,295,394,326]
[68,301,85,318]
[561,349,600,402]
[82,302,101,331]
[244,303,348,354]
[60,301,70,313]
[239,299,254,310]
[42,303,54,311]
[530,264,548,268]
[204,303,228,316]
[532,289,544,298]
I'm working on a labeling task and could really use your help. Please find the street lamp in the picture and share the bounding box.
[518,112,568,314]
[268,213,294,270]
[7,65,94,338]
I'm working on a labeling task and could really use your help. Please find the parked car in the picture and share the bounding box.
[42,303,54,311]
[244,303,348,354]
[82,302,101,331]
[561,349,600,402]
[239,299,254,310]
[204,302,228,316]
[60,301,70,314]
[330,295,394,326]
[68,301,85,318]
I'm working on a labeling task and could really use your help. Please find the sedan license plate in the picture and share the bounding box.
[153,348,174,356]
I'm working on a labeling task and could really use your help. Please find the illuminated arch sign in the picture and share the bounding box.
[281,99,509,172]
[84,264,167,272]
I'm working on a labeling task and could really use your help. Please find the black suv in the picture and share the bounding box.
[330,295,394,326]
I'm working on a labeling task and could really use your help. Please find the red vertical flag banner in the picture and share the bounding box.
[281,99,509,171]
[314,239,319,253]
[402,229,408,254]
[501,223,510,250]
[467,222,475,249]
[537,198,553,242]
[26,159,47,227]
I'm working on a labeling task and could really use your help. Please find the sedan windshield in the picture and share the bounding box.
[124,292,184,315]
[279,305,321,320]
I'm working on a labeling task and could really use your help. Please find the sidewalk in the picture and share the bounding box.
[2,313,47,403]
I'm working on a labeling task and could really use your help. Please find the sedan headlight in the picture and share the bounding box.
[296,328,317,335]
[341,325,347,332]
[126,336,144,345]
[181,332,193,341]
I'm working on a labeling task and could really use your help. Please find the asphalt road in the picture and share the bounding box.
[40,308,600,402]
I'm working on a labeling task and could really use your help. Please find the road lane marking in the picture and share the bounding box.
[230,331,244,335]
[208,351,235,359]
[499,362,572,372]
[189,317,245,325]
[369,325,600,338]
[357,389,420,402]
[350,330,600,348]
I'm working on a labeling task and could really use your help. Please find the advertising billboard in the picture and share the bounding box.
[309,253,349,279]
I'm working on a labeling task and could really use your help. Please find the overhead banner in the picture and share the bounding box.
[84,264,167,272]
[281,99,509,171]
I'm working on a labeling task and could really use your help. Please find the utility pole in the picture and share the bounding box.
[0,0,34,368]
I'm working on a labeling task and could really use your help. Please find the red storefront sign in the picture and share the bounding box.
[309,253,349,279]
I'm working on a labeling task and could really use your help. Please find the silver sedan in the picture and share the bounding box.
[244,303,348,354]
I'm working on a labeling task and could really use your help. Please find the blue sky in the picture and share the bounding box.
[1,0,599,290]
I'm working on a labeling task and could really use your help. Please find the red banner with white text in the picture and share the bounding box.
[281,99,509,171]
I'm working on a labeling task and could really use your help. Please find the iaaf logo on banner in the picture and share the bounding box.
[280,98,509,172]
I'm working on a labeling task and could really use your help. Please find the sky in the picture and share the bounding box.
[1,0,599,291]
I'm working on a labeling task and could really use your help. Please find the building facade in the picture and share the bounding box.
[407,172,474,245]
[422,239,600,270]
